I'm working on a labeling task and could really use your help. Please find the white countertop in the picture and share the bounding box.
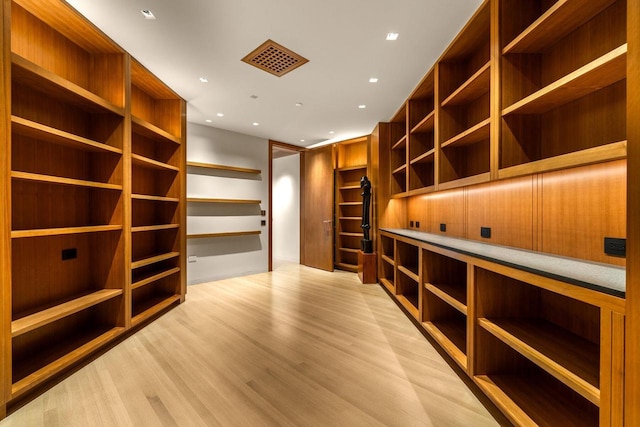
[381,228,626,297]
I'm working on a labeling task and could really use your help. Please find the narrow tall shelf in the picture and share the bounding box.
[1,0,187,412]
[335,165,366,272]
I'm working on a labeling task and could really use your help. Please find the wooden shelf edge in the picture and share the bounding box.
[11,116,122,155]
[478,318,600,406]
[186,161,261,174]
[187,231,261,239]
[335,262,358,272]
[337,165,367,172]
[380,278,395,293]
[422,321,468,371]
[407,186,436,197]
[131,295,181,327]
[441,118,491,149]
[410,110,435,134]
[502,0,617,54]
[11,171,123,191]
[398,265,419,282]
[12,289,123,337]
[12,53,125,116]
[438,172,491,191]
[132,153,179,172]
[498,141,627,180]
[11,327,125,400]
[132,116,182,144]
[187,197,261,204]
[392,164,407,175]
[132,252,180,269]
[410,149,435,165]
[502,45,627,116]
[381,254,395,265]
[132,267,181,290]
[390,191,409,199]
[12,224,122,239]
[132,224,180,233]
[397,295,419,320]
[425,283,467,315]
[339,232,363,237]
[132,194,180,203]
[473,375,536,427]
[392,135,407,150]
[338,247,359,253]
[441,61,490,107]
[339,202,363,206]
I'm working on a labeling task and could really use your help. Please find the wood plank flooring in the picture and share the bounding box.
[1,263,502,426]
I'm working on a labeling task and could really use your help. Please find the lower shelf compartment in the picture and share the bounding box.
[475,373,598,427]
[422,318,467,369]
[397,294,419,319]
[132,294,180,327]
[335,262,357,272]
[380,278,395,293]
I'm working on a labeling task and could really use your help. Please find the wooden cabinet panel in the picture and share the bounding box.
[541,160,626,266]
[407,188,465,237]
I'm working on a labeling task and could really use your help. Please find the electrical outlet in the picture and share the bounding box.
[261,220,266,226]
[604,237,626,257]
[188,255,197,263]
[261,210,266,216]
[409,220,414,227]
[480,227,491,238]
[61,248,77,260]
[440,223,446,232]
[415,221,420,228]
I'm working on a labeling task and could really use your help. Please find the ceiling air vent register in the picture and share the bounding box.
[241,39,309,77]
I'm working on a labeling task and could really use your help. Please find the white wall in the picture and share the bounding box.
[273,154,300,263]
[186,123,269,284]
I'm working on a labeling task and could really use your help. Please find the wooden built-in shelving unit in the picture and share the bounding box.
[1,0,186,412]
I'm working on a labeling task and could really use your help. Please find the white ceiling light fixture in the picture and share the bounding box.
[199,77,208,83]
[295,102,303,107]
[369,77,379,83]
[386,32,399,41]
[358,104,367,109]
[300,139,305,143]
[205,119,212,123]
[216,113,224,117]
[140,10,156,20]
[252,122,260,126]
[329,131,335,134]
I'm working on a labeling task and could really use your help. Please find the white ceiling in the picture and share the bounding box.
[66,0,482,147]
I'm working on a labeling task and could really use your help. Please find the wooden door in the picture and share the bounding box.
[301,145,334,271]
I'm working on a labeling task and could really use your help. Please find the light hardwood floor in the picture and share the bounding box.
[1,264,503,426]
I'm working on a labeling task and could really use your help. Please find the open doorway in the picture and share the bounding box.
[269,141,304,271]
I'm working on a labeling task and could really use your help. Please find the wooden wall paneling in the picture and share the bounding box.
[540,160,626,266]
[626,0,639,422]
[489,0,499,180]
[1,0,10,410]
[336,136,367,169]
[465,175,534,249]
[376,123,406,229]
[407,188,465,237]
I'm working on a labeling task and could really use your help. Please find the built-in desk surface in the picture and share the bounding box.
[381,228,625,297]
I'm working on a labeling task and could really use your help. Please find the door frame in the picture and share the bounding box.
[268,140,305,271]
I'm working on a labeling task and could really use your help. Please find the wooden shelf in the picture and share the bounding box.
[398,265,419,282]
[397,294,419,319]
[503,0,617,54]
[11,326,125,400]
[11,225,122,239]
[336,165,366,172]
[381,254,394,265]
[132,295,181,327]
[12,54,124,116]
[392,165,407,175]
[498,141,627,179]
[478,318,599,405]
[410,149,435,165]
[502,45,627,116]
[380,278,394,293]
[392,135,407,150]
[425,283,467,315]
[339,202,362,207]
[132,267,181,290]
[338,217,360,221]
[132,224,180,233]
[12,289,123,337]
[11,116,122,155]
[338,247,359,253]
[132,194,180,203]
[187,231,261,239]
[335,262,357,272]
[422,320,467,369]
[186,161,261,175]
[339,185,361,191]
[339,232,362,238]
[410,110,435,134]
[441,62,490,107]
[438,172,491,191]
[441,118,491,149]
[475,374,598,427]
[187,197,261,204]
[132,154,179,172]
[132,116,182,145]
[132,252,180,269]
[11,171,122,191]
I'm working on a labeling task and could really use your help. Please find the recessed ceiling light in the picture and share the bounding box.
[250,95,258,99]
[329,131,335,134]
[216,113,224,117]
[386,32,399,41]
[252,122,260,126]
[295,102,303,107]
[369,77,379,83]
[205,119,212,123]
[300,139,305,142]
[141,10,156,20]
[199,77,208,83]
[358,104,367,109]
